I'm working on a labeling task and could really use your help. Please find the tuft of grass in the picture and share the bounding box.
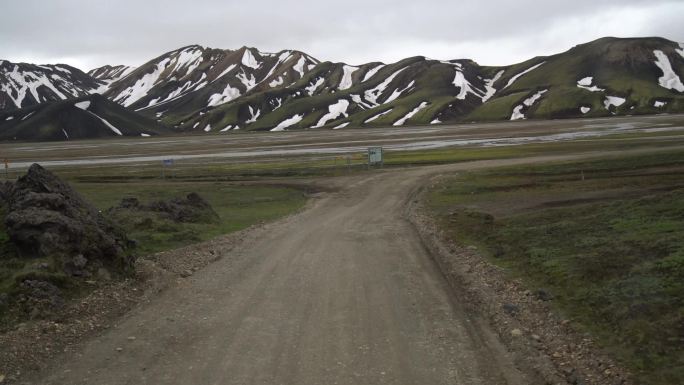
[426,150,684,385]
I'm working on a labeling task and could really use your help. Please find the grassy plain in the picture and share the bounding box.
[426,150,684,385]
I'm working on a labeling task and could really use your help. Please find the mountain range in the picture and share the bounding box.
[1,36,683,141]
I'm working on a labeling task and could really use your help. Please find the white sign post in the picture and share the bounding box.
[368,147,383,167]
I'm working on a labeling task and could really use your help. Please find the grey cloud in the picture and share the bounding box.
[1,0,682,70]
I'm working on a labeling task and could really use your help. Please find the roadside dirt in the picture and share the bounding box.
[408,184,633,385]
[4,148,677,385]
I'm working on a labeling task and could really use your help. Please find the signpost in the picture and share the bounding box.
[161,158,174,179]
[3,159,8,180]
[367,147,383,167]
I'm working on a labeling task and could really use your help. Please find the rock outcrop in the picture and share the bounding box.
[2,164,134,276]
[110,192,219,224]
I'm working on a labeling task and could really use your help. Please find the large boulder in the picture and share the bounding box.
[3,164,134,275]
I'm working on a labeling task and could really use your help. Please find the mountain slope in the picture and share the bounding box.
[0,94,171,141]
[145,55,497,132]
[101,45,319,112]
[88,64,137,92]
[2,36,683,139]
[468,37,684,121]
[0,61,103,110]
[116,37,684,132]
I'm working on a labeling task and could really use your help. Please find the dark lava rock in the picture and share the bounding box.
[18,280,65,316]
[118,197,141,209]
[534,289,554,301]
[0,181,12,202]
[148,192,218,223]
[502,303,520,315]
[3,164,134,275]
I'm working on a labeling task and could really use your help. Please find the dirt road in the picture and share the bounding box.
[29,150,674,385]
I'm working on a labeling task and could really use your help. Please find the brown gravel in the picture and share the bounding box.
[0,222,269,384]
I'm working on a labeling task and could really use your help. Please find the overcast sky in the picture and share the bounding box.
[2,0,683,71]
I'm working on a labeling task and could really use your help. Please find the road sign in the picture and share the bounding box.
[368,147,383,166]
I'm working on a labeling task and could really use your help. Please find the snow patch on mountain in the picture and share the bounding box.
[74,100,91,110]
[241,49,260,69]
[272,114,303,131]
[364,108,393,123]
[385,80,415,104]
[653,50,684,92]
[113,57,171,107]
[271,98,283,110]
[431,118,441,124]
[215,64,237,80]
[261,52,296,82]
[604,96,626,110]
[269,76,284,88]
[339,66,358,90]
[676,43,684,58]
[580,106,591,114]
[237,70,257,91]
[305,77,325,96]
[510,89,548,120]
[174,47,204,77]
[333,122,350,129]
[293,57,307,78]
[654,100,667,107]
[315,99,350,127]
[482,70,504,102]
[394,102,428,126]
[351,94,373,109]
[510,106,525,120]
[207,84,241,107]
[86,111,123,135]
[364,67,407,106]
[504,62,545,89]
[577,77,605,92]
[204,124,212,132]
[362,65,385,82]
[90,65,136,93]
[452,70,484,100]
[246,106,261,123]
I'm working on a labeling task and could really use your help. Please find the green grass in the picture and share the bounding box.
[426,150,684,385]
[13,129,678,187]
[466,91,528,121]
[0,180,307,323]
[73,181,308,255]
